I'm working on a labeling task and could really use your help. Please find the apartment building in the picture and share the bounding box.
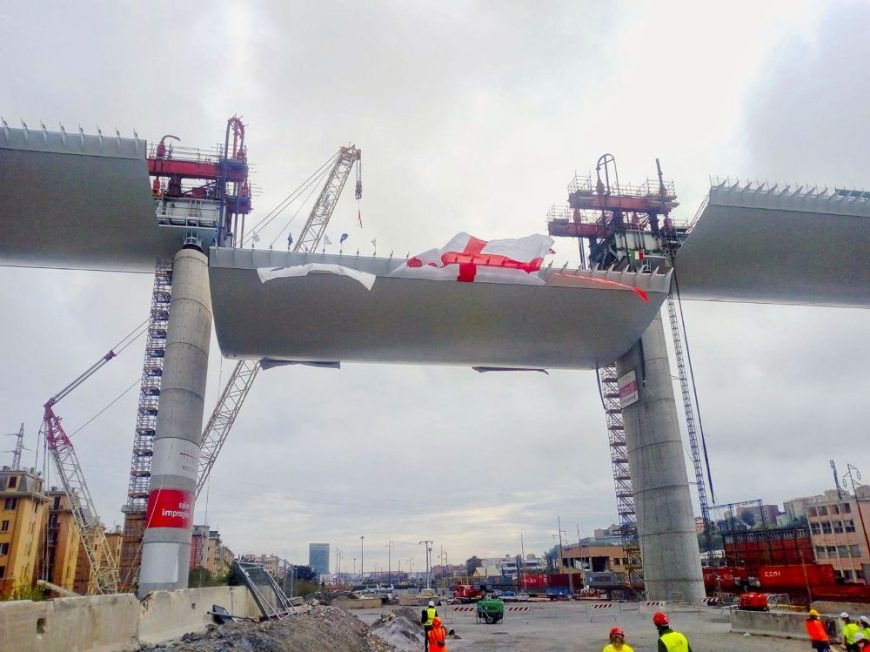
[0,466,49,598]
[802,487,870,582]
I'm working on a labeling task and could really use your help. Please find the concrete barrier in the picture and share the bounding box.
[0,593,140,652]
[0,585,293,650]
[331,596,383,610]
[731,609,841,641]
[137,586,261,644]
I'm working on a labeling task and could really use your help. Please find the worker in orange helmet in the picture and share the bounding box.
[653,611,692,652]
[603,626,634,652]
[805,609,831,651]
[426,615,448,651]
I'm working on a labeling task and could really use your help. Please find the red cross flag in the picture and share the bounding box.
[391,232,554,285]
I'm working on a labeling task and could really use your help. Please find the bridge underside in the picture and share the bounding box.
[209,248,671,369]
[0,127,195,272]
[675,183,870,308]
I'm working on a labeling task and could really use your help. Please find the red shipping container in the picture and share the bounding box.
[757,564,836,590]
[520,574,548,590]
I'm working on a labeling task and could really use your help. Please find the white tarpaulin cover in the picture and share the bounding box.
[210,247,672,370]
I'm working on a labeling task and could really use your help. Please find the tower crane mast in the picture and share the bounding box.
[41,350,122,594]
[195,145,362,498]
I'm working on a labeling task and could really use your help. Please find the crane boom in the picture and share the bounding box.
[41,350,121,594]
[195,146,362,495]
[294,146,361,254]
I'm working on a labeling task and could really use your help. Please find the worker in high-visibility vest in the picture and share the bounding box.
[805,609,831,651]
[842,613,861,652]
[860,617,870,645]
[653,612,692,652]
[602,626,634,652]
[426,616,448,651]
[420,600,438,652]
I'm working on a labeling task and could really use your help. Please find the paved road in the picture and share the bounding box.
[357,602,810,651]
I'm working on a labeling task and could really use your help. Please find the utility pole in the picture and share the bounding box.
[844,464,870,579]
[4,423,25,469]
[360,535,365,583]
[419,540,433,589]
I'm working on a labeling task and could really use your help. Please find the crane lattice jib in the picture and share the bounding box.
[42,407,120,593]
[666,295,711,525]
[294,146,361,254]
[195,147,360,494]
[598,363,643,586]
[195,359,260,499]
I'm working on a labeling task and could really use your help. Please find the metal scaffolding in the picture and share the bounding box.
[598,363,643,587]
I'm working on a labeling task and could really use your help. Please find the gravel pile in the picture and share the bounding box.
[140,606,397,652]
[370,608,425,651]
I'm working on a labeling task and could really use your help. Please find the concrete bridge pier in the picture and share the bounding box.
[616,310,705,602]
[138,247,212,597]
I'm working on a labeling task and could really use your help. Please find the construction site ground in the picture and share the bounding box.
[355,602,811,652]
[138,602,812,651]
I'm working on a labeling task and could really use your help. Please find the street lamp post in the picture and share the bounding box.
[386,541,393,588]
[360,535,365,583]
[419,540,433,589]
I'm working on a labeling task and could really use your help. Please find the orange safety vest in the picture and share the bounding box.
[806,618,829,642]
[427,625,448,651]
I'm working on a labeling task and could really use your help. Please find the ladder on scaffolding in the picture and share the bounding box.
[598,363,643,589]
[119,260,172,590]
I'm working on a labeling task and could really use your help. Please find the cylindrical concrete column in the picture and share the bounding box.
[138,247,211,597]
[616,310,705,602]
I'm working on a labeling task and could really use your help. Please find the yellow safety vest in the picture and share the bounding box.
[424,607,437,627]
[843,622,859,644]
[660,630,690,652]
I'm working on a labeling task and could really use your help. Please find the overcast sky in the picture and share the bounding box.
[1,1,868,575]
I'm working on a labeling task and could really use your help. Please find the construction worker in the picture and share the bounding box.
[860,616,870,642]
[603,626,634,652]
[805,609,831,651]
[652,611,692,652]
[842,613,861,652]
[420,600,438,651]
[426,615,448,651]
[854,632,868,650]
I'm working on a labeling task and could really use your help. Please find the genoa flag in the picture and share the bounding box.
[390,233,554,285]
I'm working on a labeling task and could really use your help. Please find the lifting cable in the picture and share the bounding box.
[66,317,150,438]
[672,268,716,503]
[267,168,326,249]
[242,150,340,247]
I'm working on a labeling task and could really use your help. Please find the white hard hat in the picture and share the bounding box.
[840,612,850,619]
[428,600,435,607]
[855,633,865,642]
[860,616,870,625]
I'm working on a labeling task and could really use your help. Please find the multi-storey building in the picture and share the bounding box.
[43,489,80,592]
[309,543,330,577]
[802,487,870,582]
[0,466,49,598]
[561,544,628,574]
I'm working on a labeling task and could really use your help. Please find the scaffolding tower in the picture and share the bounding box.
[119,260,172,590]
[598,363,643,588]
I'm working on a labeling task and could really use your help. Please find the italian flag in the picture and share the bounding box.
[629,250,645,263]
